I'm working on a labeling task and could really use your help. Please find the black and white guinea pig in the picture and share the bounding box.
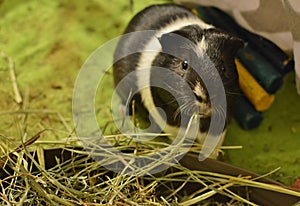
[113,4,244,144]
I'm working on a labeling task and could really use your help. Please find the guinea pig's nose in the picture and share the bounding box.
[195,95,204,102]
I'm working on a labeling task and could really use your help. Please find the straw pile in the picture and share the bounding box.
[1,129,300,205]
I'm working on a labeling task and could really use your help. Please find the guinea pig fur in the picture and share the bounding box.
[113,4,244,147]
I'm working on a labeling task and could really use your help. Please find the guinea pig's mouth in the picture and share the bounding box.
[195,101,212,117]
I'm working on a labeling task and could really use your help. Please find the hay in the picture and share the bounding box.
[1,130,299,205]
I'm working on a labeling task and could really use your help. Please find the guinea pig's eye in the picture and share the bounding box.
[181,60,189,70]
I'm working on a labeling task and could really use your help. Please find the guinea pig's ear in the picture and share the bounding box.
[158,32,182,54]
[223,36,246,58]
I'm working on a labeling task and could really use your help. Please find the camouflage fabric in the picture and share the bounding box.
[175,0,300,94]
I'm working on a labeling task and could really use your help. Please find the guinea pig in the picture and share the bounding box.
[113,4,244,149]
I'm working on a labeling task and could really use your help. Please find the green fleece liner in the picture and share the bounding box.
[0,0,299,186]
